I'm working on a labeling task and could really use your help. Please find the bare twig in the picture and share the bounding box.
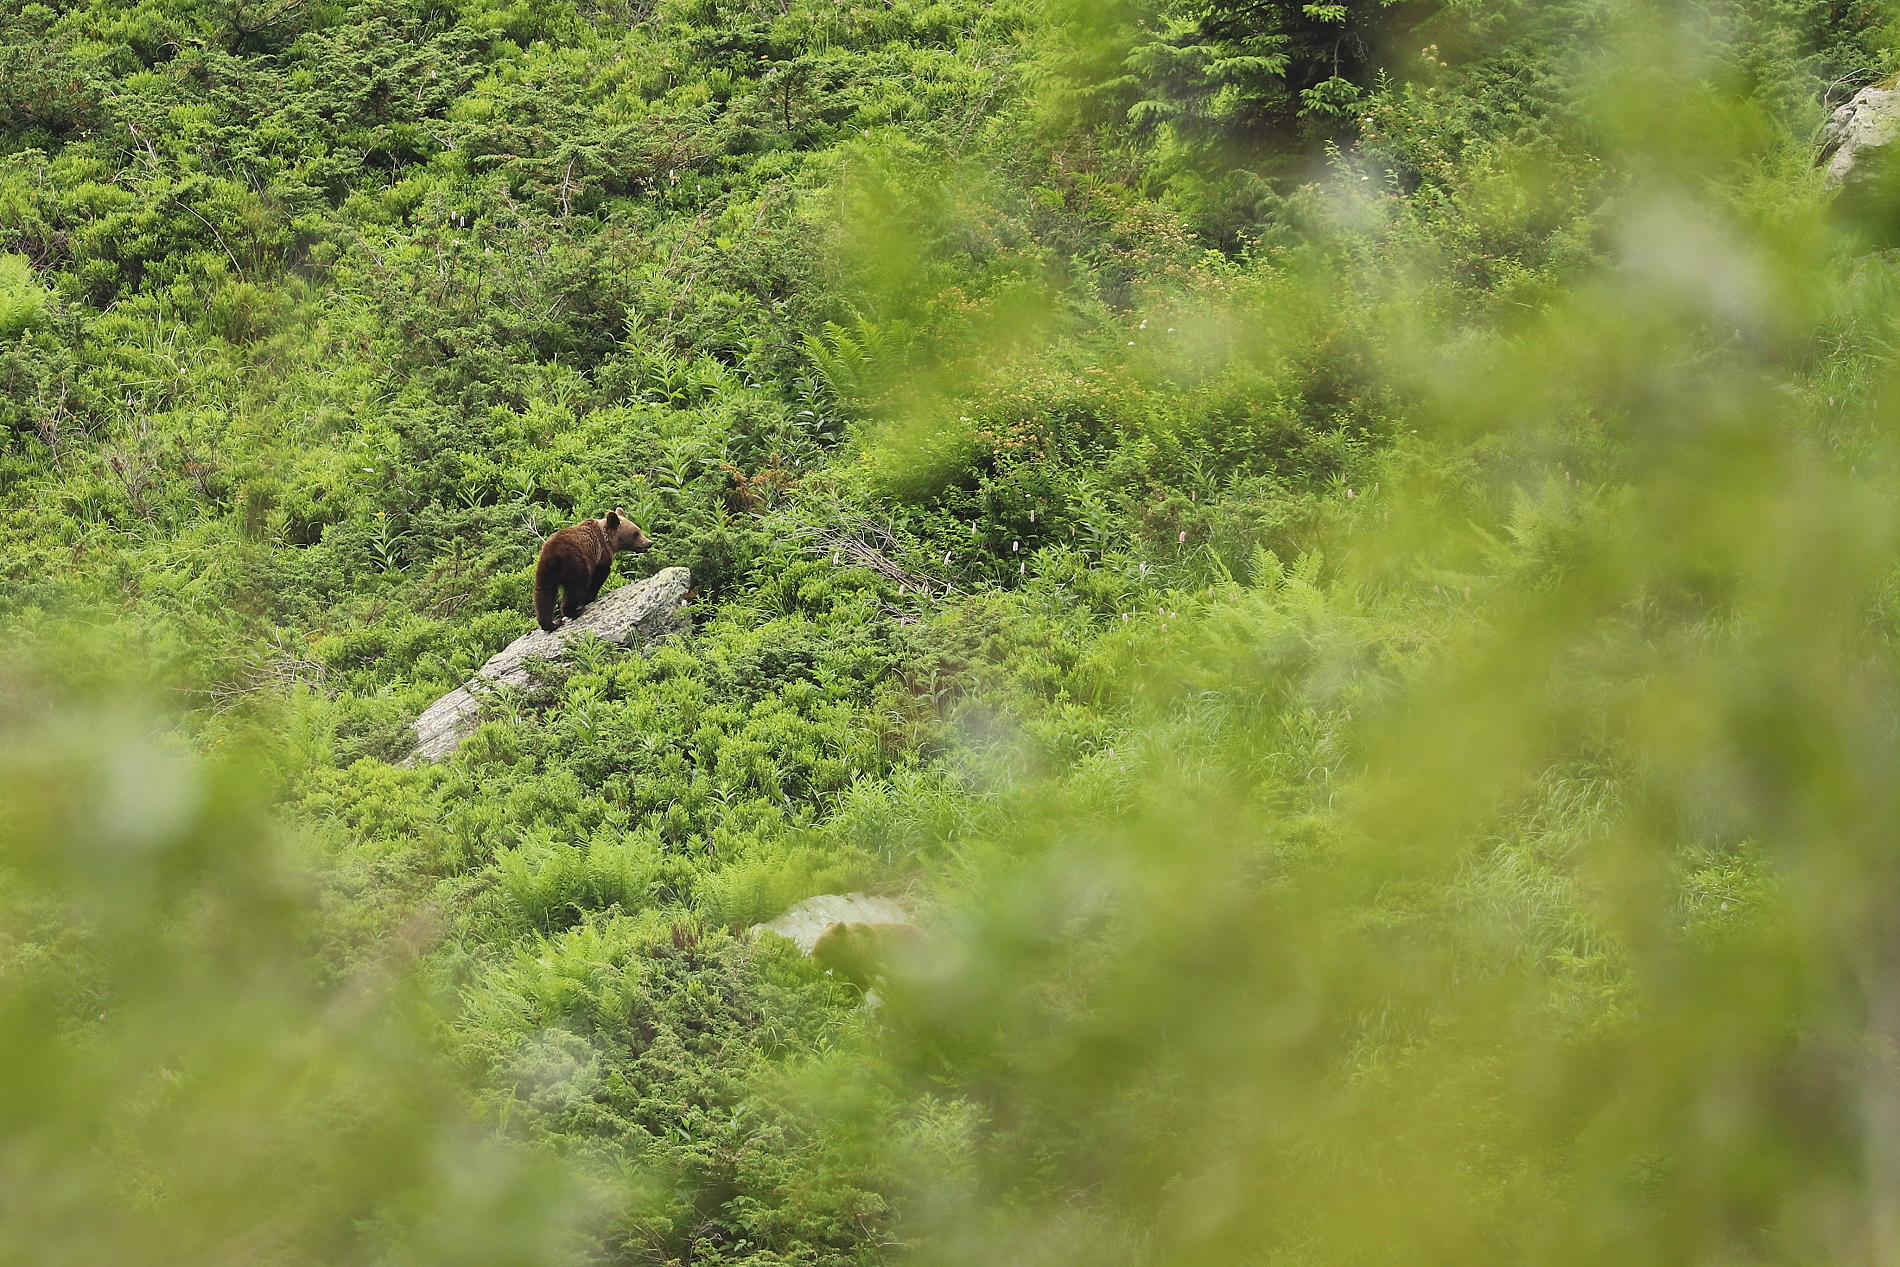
[787,508,960,601]
[181,631,329,715]
[104,415,158,519]
[123,120,161,169]
[31,375,70,474]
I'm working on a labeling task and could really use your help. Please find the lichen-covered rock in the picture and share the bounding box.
[1821,79,1900,188]
[407,566,690,763]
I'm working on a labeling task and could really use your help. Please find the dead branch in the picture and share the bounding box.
[181,631,329,714]
[786,511,961,601]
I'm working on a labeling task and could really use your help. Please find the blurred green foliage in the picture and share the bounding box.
[6,0,1900,1262]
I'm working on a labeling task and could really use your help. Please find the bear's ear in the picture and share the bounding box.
[604,509,621,530]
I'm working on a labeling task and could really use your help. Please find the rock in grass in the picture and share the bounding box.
[407,566,690,764]
[1822,78,1900,189]
[751,893,913,954]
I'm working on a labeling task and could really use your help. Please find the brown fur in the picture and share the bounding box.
[811,921,927,988]
[534,508,654,632]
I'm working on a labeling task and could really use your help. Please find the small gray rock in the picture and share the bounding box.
[407,566,690,763]
[1821,79,1900,188]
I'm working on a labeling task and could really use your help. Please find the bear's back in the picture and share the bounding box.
[541,517,607,568]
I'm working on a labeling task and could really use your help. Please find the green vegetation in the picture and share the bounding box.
[6,0,1900,1262]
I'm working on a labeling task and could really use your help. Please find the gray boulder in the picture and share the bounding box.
[750,892,914,954]
[1821,79,1900,188]
[407,566,690,763]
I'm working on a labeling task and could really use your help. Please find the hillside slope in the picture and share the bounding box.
[4,0,1900,1263]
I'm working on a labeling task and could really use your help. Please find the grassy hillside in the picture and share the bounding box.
[5,0,1900,1263]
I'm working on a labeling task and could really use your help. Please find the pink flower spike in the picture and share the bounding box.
[1178,531,1186,542]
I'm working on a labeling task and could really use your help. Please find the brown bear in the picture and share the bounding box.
[811,920,928,988]
[534,507,653,632]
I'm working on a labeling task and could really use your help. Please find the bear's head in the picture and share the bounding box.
[602,508,653,553]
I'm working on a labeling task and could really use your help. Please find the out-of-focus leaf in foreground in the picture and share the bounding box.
[0,680,578,1267]
[871,8,1900,1266]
